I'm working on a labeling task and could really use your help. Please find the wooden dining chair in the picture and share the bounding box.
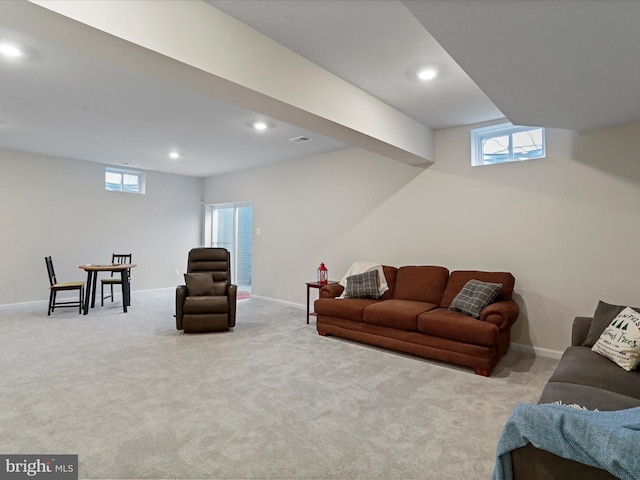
[45,256,85,315]
[101,253,132,306]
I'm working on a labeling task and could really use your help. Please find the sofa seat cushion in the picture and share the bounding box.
[393,266,449,304]
[314,298,379,322]
[363,299,437,331]
[539,381,640,412]
[183,296,229,314]
[317,317,498,362]
[548,346,640,400]
[417,308,499,347]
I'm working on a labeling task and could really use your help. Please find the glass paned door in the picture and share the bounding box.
[207,203,252,290]
[212,207,234,253]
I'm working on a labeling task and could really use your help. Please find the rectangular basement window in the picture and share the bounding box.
[471,123,545,166]
[105,167,146,194]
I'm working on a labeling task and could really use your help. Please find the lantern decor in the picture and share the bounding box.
[317,262,328,284]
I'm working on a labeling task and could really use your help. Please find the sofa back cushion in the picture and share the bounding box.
[393,266,449,304]
[441,270,515,308]
[379,265,398,301]
[583,301,640,347]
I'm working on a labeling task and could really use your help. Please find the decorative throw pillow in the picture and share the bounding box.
[448,279,502,319]
[212,281,228,296]
[583,301,640,347]
[184,273,215,296]
[344,270,380,299]
[592,307,640,371]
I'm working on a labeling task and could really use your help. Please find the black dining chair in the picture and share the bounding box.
[45,256,85,315]
[101,253,132,306]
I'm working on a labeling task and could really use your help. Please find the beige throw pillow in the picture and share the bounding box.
[592,307,640,371]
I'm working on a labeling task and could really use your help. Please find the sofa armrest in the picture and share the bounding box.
[480,299,519,330]
[176,285,187,330]
[572,316,593,346]
[320,283,344,298]
[512,443,618,480]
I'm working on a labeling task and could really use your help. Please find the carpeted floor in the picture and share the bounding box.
[0,289,558,479]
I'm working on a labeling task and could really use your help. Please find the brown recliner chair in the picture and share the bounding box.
[176,247,237,333]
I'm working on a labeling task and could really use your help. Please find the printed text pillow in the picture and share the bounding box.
[583,301,640,347]
[592,307,640,371]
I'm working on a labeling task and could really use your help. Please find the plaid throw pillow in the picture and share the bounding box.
[344,270,380,299]
[449,279,502,319]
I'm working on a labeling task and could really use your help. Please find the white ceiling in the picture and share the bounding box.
[404,0,640,132]
[0,1,638,178]
[207,0,504,131]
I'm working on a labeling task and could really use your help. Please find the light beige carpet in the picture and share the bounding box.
[0,289,558,479]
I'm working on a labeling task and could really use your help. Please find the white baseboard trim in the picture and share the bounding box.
[248,294,306,310]
[511,342,564,360]
[0,287,172,309]
[0,298,48,309]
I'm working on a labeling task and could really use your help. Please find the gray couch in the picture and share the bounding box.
[510,309,640,479]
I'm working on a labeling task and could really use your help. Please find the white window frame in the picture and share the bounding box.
[471,122,545,166]
[105,167,146,194]
[204,202,253,287]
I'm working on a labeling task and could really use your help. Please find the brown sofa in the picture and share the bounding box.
[315,265,519,376]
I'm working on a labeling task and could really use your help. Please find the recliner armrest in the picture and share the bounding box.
[320,284,344,298]
[228,284,237,328]
[480,299,519,330]
[176,285,187,330]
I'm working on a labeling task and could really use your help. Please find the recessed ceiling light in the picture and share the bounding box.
[0,43,23,58]
[417,68,438,81]
[169,151,180,160]
[252,121,268,131]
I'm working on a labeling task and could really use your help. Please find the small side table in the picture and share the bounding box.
[306,280,339,324]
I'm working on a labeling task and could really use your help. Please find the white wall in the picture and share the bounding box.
[203,148,423,301]
[203,122,640,353]
[0,148,202,305]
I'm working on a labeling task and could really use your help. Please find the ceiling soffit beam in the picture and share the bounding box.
[27,0,433,167]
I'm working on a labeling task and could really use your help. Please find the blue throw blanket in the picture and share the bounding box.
[492,403,640,480]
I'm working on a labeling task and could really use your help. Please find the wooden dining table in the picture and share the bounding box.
[78,263,137,315]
